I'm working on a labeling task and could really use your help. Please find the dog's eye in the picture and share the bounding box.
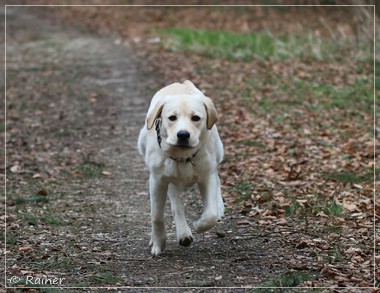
[191,115,201,122]
[168,115,177,121]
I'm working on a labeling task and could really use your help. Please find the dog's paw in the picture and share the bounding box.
[150,239,166,256]
[193,216,217,233]
[179,235,193,247]
[151,245,164,256]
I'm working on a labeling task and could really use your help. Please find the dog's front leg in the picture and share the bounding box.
[168,184,193,247]
[149,174,168,256]
[194,172,223,233]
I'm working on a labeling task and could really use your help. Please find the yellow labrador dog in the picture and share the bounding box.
[138,80,224,256]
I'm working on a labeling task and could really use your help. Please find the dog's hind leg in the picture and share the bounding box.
[168,184,193,247]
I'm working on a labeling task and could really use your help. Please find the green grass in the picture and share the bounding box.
[324,225,343,233]
[234,139,265,148]
[161,27,369,61]
[90,273,124,284]
[324,171,372,184]
[248,77,373,114]
[327,246,343,263]
[239,74,374,139]
[235,181,254,195]
[285,199,344,218]
[285,201,302,217]
[20,214,39,226]
[322,201,344,217]
[232,181,254,204]
[34,256,76,271]
[309,78,373,110]
[74,162,105,177]
[255,271,313,290]
[5,233,18,245]
[15,194,49,205]
[18,212,62,226]
[42,213,62,225]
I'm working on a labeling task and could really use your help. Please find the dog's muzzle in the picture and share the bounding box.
[155,119,198,165]
[177,130,191,146]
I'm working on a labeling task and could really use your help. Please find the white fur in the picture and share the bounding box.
[137,80,224,256]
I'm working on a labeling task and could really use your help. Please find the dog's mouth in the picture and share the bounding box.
[166,135,198,149]
[176,144,194,149]
[170,142,194,149]
[166,140,196,149]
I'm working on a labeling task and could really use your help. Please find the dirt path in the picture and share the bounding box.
[4,7,299,290]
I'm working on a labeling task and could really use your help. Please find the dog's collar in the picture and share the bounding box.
[155,118,162,148]
[155,118,199,166]
[170,150,198,166]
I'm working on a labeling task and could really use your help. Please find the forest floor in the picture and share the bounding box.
[2,4,378,292]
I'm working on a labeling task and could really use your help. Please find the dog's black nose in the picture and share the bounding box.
[177,130,190,140]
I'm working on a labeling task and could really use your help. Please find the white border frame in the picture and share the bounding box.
[3,3,377,291]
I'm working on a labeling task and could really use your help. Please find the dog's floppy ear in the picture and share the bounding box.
[146,102,164,130]
[204,97,218,130]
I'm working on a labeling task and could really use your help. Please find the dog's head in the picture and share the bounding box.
[145,82,218,150]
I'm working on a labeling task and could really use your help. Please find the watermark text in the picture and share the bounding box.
[8,275,65,286]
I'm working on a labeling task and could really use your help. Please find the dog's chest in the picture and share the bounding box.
[164,161,198,188]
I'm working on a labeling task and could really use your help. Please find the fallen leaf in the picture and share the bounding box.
[237,219,251,226]
[276,218,288,225]
[19,246,33,252]
[10,165,21,173]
